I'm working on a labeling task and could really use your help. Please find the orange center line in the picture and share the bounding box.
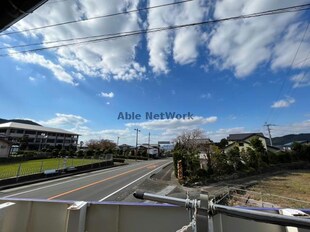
[47,163,159,200]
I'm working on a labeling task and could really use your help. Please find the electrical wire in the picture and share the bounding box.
[265,21,310,124]
[0,0,194,37]
[1,3,310,57]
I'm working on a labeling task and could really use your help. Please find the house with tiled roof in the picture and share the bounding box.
[224,133,268,153]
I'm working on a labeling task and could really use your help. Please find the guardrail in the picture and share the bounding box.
[0,198,189,232]
[0,192,310,232]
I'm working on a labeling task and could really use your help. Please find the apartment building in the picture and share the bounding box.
[0,122,79,150]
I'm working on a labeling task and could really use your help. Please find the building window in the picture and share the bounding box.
[25,130,36,135]
[16,129,24,134]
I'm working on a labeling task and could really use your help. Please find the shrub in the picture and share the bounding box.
[52,149,59,157]
[86,149,94,157]
[76,150,84,158]
[59,149,67,157]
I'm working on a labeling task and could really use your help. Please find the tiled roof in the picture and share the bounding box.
[227,133,265,141]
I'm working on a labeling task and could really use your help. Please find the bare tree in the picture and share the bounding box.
[175,129,207,151]
[86,139,116,152]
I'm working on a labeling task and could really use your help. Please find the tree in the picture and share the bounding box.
[250,137,268,164]
[174,129,206,152]
[249,137,266,153]
[19,135,29,150]
[291,142,302,154]
[227,147,243,171]
[212,150,233,175]
[218,138,228,149]
[76,150,84,158]
[86,139,116,153]
[173,129,210,182]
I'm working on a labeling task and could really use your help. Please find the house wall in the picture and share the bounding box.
[0,140,11,158]
[225,136,267,153]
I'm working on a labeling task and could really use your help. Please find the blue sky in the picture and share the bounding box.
[0,0,310,145]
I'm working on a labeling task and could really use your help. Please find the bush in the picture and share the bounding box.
[52,149,59,157]
[59,149,67,157]
[277,151,292,163]
[196,168,210,179]
[86,149,94,157]
[268,151,279,164]
[76,150,84,158]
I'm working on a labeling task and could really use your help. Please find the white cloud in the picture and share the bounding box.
[271,97,295,108]
[106,102,110,105]
[9,51,76,85]
[291,72,310,88]
[39,113,88,129]
[126,116,217,130]
[29,76,36,82]
[4,0,310,82]
[271,22,310,70]
[10,0,145,82]
[99,92,114,98]
[206,127,247,142]
[208,0,310,78]
[200,93,212,99]
[271,120,310,137]
[147,0,207,73]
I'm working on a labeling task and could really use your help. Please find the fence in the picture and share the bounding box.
[0,155,113,180]
[227,187,310,209]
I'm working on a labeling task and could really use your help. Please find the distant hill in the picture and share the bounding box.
[0,118,41,126]
[272,133,310,145]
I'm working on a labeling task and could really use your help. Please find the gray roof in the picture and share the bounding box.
[0,122,78,135]
[227,133,265,141]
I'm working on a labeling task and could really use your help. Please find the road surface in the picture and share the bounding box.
[0,159,172,202]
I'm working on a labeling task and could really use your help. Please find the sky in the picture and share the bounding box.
[0,0,310,145]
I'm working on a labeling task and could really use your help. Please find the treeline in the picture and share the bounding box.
[173,130,310,184]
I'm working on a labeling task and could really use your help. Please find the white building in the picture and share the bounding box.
[0,122,79,151]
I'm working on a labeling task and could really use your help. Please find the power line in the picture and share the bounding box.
[0,0,194,37]
[45,0,72,4]
[265,21,310,124]
[1,3,310,56]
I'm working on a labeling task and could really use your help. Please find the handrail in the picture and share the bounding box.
[212,202,310,229]
[133,191,199,209]
[134,191,310,230]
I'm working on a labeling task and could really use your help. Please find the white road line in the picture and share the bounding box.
[2,161,156,198]
[98,161,172,202]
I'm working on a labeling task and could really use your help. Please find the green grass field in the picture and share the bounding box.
[0,158,101,179]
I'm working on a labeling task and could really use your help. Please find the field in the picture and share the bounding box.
[245,170,310,208]
[0,158,101,179]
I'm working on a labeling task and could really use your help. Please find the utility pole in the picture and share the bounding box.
[134,128,140,161]
[117,136,119,146]
[264,123,276,146]
[148,132,150,160]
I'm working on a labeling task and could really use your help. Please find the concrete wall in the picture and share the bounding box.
[0,140,10,158]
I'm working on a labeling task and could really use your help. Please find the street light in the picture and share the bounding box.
[134,128,140,160]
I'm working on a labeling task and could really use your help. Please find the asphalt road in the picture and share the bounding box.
[0,159,172,202]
